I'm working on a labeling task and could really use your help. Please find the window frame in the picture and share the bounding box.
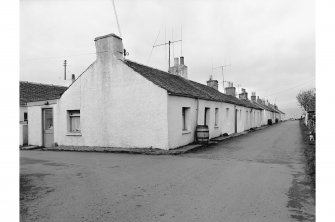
[182,107,190,132]
[67,110,81,134]
[214,108,219,127]
[24,112,28,122]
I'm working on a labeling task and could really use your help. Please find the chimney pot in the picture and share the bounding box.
[169,57,188,79]
[174,57,179,66]
[180,56,184,65]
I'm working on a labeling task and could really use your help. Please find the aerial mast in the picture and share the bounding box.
[152,39,182,72]
[214,64,231,90]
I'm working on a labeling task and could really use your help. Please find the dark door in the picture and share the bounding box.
[43,108,54,147]
[235,109,238,133]
[204,108,210,126]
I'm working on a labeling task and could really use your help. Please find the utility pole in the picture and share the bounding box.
[153,39,182,72]
[64,60,67,80]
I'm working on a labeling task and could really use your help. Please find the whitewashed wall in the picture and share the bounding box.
[55,58,169,149]
[27,103,57,146]
[167,96,264,149]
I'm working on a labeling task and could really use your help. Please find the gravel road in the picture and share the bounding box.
[20,120,315,222]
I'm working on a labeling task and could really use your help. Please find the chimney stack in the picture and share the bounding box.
[225,83,236,97]
[239,88,248,100]
[71,74,76,83]
[169,56,188,79]
[94,33,124,61]
[251,92,256,102]
[207,77,219,90]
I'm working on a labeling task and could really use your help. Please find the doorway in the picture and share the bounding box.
[235,108,238,133]
[204,107,210,126]
[42,108,54,147]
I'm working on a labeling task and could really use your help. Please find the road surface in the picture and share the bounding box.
[20,120,315,222]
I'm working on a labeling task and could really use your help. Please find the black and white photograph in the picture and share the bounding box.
[4,0,333,221]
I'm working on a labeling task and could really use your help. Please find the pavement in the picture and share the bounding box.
[20,120,314,222]
[23,125,268,154]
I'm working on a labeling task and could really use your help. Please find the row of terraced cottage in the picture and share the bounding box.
[20,33,285,150]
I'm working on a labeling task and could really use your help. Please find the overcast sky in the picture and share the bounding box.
[20,0,315,118]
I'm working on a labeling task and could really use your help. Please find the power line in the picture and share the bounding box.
[20,50,112,62]
[147,30,161,63]
[262,79,315,98]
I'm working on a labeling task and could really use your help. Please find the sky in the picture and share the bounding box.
[20,0,315,118]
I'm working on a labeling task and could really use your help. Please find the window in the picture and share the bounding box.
[24,112,28,122]
[182,107,190,131]
[215,108,219,126]
[204,107,210,126]
[68,110,81,133]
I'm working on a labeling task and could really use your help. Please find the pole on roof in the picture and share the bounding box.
[64,60,67,80]
[169,41,171,71]
[153,39,181,72]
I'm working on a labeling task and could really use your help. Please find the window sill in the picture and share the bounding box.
[214,125,219,129]
[182,130,191,135]
[66,132,82,136]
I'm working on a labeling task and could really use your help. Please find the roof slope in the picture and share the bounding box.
[20,81,68,106]
[124,60,261,109]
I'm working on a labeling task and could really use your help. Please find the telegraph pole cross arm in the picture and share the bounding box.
[153,39,182,72]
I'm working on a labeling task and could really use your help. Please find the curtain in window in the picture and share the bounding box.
[70,116,80,132]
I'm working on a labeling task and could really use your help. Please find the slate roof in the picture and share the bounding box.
[124,60,262,110]
[251,101,280,113]
[20,81,68,106]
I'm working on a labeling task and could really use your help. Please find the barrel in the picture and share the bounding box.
[196,125,209,144]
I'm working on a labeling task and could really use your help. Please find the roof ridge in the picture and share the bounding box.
[20,81,68,88]
[124,60,262,110]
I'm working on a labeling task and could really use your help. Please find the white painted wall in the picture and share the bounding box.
[19,123,28,146]
[55,56,169,149]
[167,96,264,149]
[27,103,57,146]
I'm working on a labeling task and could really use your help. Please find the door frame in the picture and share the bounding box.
[234,107,238,133]
[42,108,54,147]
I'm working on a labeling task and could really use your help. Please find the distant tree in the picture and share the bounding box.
[296,88,316,112]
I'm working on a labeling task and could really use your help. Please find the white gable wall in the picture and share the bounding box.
[55,58,169,149]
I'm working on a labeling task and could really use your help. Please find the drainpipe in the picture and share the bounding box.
[195,97,199,143]
[196,98,199,126]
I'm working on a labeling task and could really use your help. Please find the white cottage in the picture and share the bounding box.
[20,81,67,146]
[27,33,274,150]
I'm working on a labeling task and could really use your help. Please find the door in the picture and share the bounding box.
[235,109,238,133]
[204,108,210,126]
[43,108,54,147]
